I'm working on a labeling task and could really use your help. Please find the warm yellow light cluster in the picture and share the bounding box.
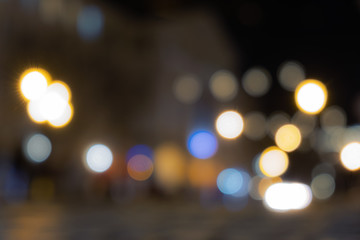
[20,68,74,128]
[275,124,302,152]
[295,79,327,115]
[340,142,360,171]
[259,146,289,177]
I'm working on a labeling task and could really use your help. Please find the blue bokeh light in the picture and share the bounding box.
[187,130,218,159]
[77,5,104,41]
[217,168,243,195]
[126,144,153,162]
[252,153,264,177]
[232,169,251,197]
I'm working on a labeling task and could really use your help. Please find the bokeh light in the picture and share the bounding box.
[244,111,267,140]
[311,163,336,179]
[154,143,186,191]
[20,68,74,128]
[187,130,218,159]
[48,103,74,128]
[252,153,264,177]
[320,105,347,132]
[295,79,328,114]
[217,168,243,195]
[340,142,360,171]
[27,99,47,123]
[278,61,305,91]
[242,67,271,97]
[311,173,335,200]
[343,125,360,145]
[215,110,244,139]
[258,177,283,199]
[264,182,312,212]
[267,112,290,138]
[3,167,29,203]
[232,169,251,197]
[209,70,238,102]
[312,127,347,153]
[24,133,52,163]
[259,146,289,177]
[47,81,72,102]
[39,90,68,121]
[20,68,50,101]
[85,144,113,173]
[173,74,202,104]
[126,144,153,162]
[291,111,316,138]
[127,154,154,181]
[77,5,104,41]
[188,159,220,188]
[275,124,302,152]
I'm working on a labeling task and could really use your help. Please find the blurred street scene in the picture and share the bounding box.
[1,0,360,238]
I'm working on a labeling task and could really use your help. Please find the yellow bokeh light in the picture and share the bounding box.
[20,68,51,101]
[275,124,302,152]
[295,79,328,114]
[154,143,186,192]
[40,91,68,121]
[215,110,244,139]
[188,159,220,188]
[27,99,47,123]
[267,111,290,138]
[47,81,72,102]
[340,142,360,171]
[48,103,74,128]
[259,146,289,177]
[20,68,74,128]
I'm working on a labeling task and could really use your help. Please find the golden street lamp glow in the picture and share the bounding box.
[215,110,244,139]
[48,103,74,128]
[295,79,328,114]
[27,99,47,123]
[20,68,51,101]
[340,142,360,171]
[47,81,72,102]
[20,68,74,128]
[259,146,289,177]
[39,91,68,121]
[275,124,302,152]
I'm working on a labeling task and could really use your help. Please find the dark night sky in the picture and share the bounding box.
[103,0,360,121]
